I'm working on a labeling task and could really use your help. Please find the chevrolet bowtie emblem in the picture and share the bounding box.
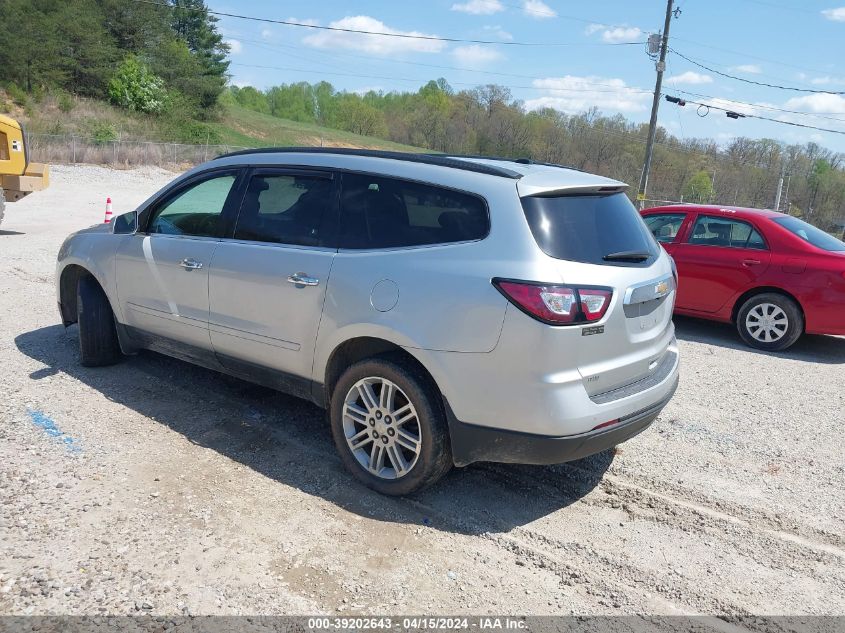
[655,280,670,295]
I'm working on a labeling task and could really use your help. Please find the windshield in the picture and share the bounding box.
[520,192,658,265]
[773,216,845,252]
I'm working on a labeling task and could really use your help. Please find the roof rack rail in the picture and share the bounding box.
[443,153,583,172]
[214,147,523,179]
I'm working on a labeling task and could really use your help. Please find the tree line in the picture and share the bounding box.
[228,79,845,231]
[0,0,228,128]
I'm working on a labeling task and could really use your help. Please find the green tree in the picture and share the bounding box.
[683,171,715,203]
[169,0,229,110]
[108,56,168,114]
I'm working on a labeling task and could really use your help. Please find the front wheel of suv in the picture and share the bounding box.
[329,357,452,496]
[77,275,122,367]
[736,292,803,351]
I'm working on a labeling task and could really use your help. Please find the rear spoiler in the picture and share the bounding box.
[518,183,628,197]
[516,170,628,198]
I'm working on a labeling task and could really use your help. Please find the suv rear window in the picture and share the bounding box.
[521,192,658,265]
[773,216,845,252]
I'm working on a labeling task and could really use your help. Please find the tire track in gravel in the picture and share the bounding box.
[563,462,845,554]
[471,464,845,601]
[487,460,845,558]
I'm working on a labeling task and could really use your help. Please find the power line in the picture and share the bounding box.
[131,0,644,47]
[672,90,845,123]
[664,50,828,89]
[665,94,845,136]
[669,37,836,77]
[670,49,845,95]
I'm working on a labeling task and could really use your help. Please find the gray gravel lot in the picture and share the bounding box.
[1,165,843,617]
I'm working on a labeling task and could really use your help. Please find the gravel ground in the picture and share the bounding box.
[0,164,843,618]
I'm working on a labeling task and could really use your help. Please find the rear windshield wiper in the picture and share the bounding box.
[603,250,651,262]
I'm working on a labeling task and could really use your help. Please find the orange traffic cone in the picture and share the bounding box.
[104,197,113,224]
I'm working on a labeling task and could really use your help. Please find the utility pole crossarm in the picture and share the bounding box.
[637,0,675,209]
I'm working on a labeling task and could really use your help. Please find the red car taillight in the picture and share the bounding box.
[493,279,613,326]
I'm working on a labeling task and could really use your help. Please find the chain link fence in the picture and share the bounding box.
[27,134,252,170]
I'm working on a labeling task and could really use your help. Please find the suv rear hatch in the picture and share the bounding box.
[517,188,676,399]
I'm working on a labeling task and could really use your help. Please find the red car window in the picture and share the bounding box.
[687,215,767,250]
[644,213,687,244]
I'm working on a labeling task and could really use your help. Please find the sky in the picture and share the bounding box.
[209,0,845,152]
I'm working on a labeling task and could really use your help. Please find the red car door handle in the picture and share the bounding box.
[742,259,761,267]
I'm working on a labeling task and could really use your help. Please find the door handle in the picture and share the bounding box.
[287,272,320,287]
[742,259,761,267]
[179,258,204,270]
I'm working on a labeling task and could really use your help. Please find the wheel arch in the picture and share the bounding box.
[730,286,805,326]
[322,336,445,412]
[59,264,97,326]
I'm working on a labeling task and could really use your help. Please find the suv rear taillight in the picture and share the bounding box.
[493,279,612,326]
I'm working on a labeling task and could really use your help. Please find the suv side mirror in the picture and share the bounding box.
[112,211,137,234]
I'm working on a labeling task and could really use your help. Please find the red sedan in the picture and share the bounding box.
[641,204,845,351]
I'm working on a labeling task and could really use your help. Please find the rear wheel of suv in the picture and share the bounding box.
[736,292,803,351]
[77,275,122,367]
[329,357,452,496]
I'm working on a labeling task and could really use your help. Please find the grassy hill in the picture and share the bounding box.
[5,91,423,153]
[211,105,424,152]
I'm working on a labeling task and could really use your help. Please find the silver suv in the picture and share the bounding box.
[57,149,679,495]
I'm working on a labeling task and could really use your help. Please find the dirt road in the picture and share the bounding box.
[1,165,843,617]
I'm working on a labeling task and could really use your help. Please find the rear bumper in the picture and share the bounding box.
[446,375,677,467]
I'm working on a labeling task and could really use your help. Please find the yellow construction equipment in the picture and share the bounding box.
[0,113,50,227]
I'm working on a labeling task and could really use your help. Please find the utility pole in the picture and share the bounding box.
[773,159,786,211]
[637,0,675,209]
[774,172,784,212]
[782,174,791,214]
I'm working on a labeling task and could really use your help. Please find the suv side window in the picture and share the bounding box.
[688,215,767,250]
[339,173,488,249]
[148,173,237,238]
[234,173,335,247]
[644,213,687,243]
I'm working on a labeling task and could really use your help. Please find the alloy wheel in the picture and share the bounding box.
[342,377,422,480]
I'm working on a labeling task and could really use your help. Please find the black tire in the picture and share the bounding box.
[329,356,452,496]
[77,275,122,367]
[736,292,803,351]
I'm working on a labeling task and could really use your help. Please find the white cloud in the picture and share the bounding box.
[600,26,642,43]
[810,76,845,86]
[785,93,845,113]
[302,16,447,54]
[451,0,504,14]
[730,64,762,74]
[821,7,845,21]
[353,86,384,96]
[260,28,273,40]
[482,25,513,40]
[584,24,643,43]
[523,0,557,19]
[667,71,713,85]
[452,45,505,67]
[525,76,652,114]
[225,39,242,54]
